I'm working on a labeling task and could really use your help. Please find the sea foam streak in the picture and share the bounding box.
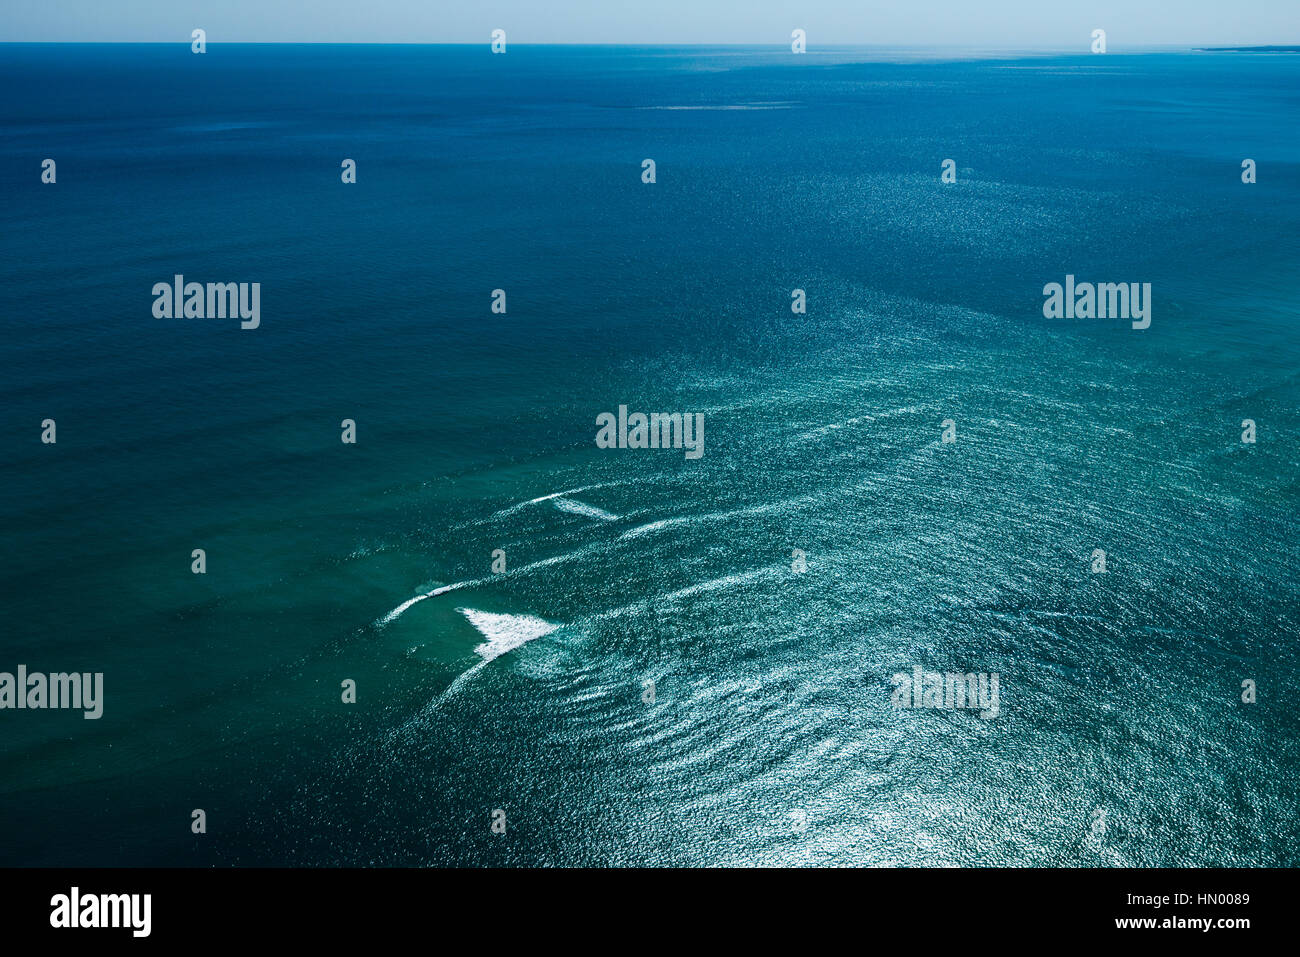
[375,540,610,626]
[573,566,783,626]
[385,567,772,744]
[484,482,625,522]
[553,498,619,521]
[620,496,817,539]
[376,580,479,624]
[394,608,562,727]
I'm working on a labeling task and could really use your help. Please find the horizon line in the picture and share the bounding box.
[2,40,1295,49]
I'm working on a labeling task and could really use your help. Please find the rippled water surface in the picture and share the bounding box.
[0,44,1296,865]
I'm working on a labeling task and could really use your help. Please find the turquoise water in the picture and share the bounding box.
[0,44,1297,865]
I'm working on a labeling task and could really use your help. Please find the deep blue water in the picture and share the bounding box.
[0,44,1297,865]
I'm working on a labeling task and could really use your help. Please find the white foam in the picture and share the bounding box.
[578,566,782,625]
[553,498,620,521]
[376,579,479,625]
[385,566,772,740]
[384,608,563,735]
[621,497,816,539]
[376,539,616,627]
[458,607,561,662]
[486,482,624,521]
[794,414,875,442]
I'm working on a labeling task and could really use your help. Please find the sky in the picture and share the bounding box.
[0,1,1296,47]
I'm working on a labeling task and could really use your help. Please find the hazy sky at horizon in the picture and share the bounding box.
[1,1,1296,47]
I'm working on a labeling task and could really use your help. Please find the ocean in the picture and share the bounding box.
[0,43,1296,866]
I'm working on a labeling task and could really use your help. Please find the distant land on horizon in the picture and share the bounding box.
[1197,45,1300,52]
